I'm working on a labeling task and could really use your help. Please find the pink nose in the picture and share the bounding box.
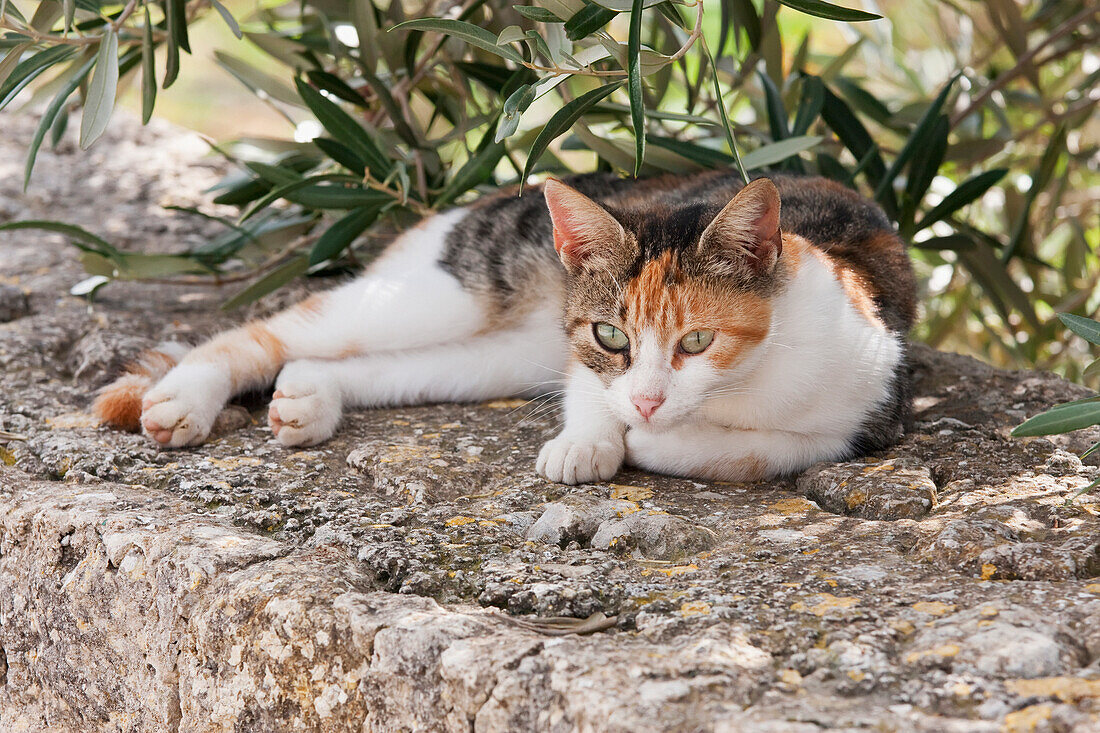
[631,395,665,419]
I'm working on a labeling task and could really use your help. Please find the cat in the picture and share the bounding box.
[94,172,916,485]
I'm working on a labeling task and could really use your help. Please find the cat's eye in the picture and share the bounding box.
[594,323,629,351]
[680,329,714,354]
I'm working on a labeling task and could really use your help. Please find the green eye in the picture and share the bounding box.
[680,329,714,354]
[594,323,629,351]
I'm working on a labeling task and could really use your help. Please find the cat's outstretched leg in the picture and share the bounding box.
[107,210,494,447]
[624,423,850,481]
[267,310,565,446]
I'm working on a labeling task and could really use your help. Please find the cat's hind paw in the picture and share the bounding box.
[536,435,624,485]
[268,381,341,447]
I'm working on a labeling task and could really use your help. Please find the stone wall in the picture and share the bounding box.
[2,114,1099,731]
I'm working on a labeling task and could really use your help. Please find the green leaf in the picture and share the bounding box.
[436,121,507,206]
[1012,398,1100,437]
[497,83,537,142]
[646,135,734,168]
[626,0,645,177]
[587,0,670,11]
[0,45,76,111]
[0,219,117,255]
[241,175,386,221]
[565,3,617,41]
[902,113,949,221]
[164,0,187,88]
[874,74,957,204]
[515,6,565,22]
[741,135,822,170]
[758,69,789,141]
[209,0,242,39]
[775,0,880,22]
[914,168,1007,231]
[791,75,824,136]
[294,77,391,180]
[390,19,523,63]
[166,0,190,53]
[703,41,747,183]
[309,206,384,266]
[912,234,976,251]
[0,42,32,91]
[1059,313,1100,346]
[1084,359,1100,382]
[141,3,156,124]
[728,0,761,51]
[454,61,522,93]
[1003,124,1066,263]
[78,28,118,149]
[222,257,310,310]
[522,81,624,182]
[62,0,74,33]
[25,55,95,189]
[819,80,890,209]
[1069,475,1100,501]
[313,137,366,176]
[217,51,301,107]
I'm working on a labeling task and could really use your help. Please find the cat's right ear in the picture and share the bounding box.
[543,179,627,272]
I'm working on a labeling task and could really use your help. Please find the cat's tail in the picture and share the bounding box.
[93,342,192,431]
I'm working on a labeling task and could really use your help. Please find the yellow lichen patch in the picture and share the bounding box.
[778,669,802,687]
[655,564,698,578]
[904,644,960,664]
[847,670,866,682]
[912,601,956,616]
[802,548,821,555]
[980,607,1000,617]
[389,419,411,426]
[287,451,322,462]
[0,446,14,466]
[445,516,477,527]
[845,491,868,509]
[1005,677,1100,703]
[790,593,859,616]
[207,456,262,470]
[46,412,100,429]
[981,563,997,580]
[890,620,916,635]
[377,445,436,463]
[680,601,711,617]
[1085,583,1100,594]
[768,497,815,515]
[610,484,654,501]
[860,463,895,474]
[1002,703,1052,733]
[483,398,528,409]
[952,682,972,697]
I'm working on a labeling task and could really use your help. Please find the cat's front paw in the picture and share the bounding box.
[268,378,341,447]
[141,366,226,448]
[536,435,624,485]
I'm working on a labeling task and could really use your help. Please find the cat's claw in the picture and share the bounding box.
[268,380,342,447]
[536,435,624,485]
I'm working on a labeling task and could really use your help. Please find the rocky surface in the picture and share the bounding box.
[2,113,1100,732]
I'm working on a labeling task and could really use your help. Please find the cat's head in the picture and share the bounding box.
[544,177,784,430]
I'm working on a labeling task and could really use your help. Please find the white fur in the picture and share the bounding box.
[548,252,902,483]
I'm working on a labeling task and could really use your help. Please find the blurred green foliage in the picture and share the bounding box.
[1,0,1097,380]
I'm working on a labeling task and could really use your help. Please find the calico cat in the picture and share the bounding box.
[94,172,916,485]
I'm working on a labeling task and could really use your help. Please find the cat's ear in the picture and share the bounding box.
[544,178,627,272]
[698,178,782,273]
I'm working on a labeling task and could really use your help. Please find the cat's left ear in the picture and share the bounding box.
[698,178,782,273]
[544,178,628,273]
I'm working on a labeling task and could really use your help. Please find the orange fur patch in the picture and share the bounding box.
[621,250,770,371]
[93,374,151,431]
[294,293,327,318]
